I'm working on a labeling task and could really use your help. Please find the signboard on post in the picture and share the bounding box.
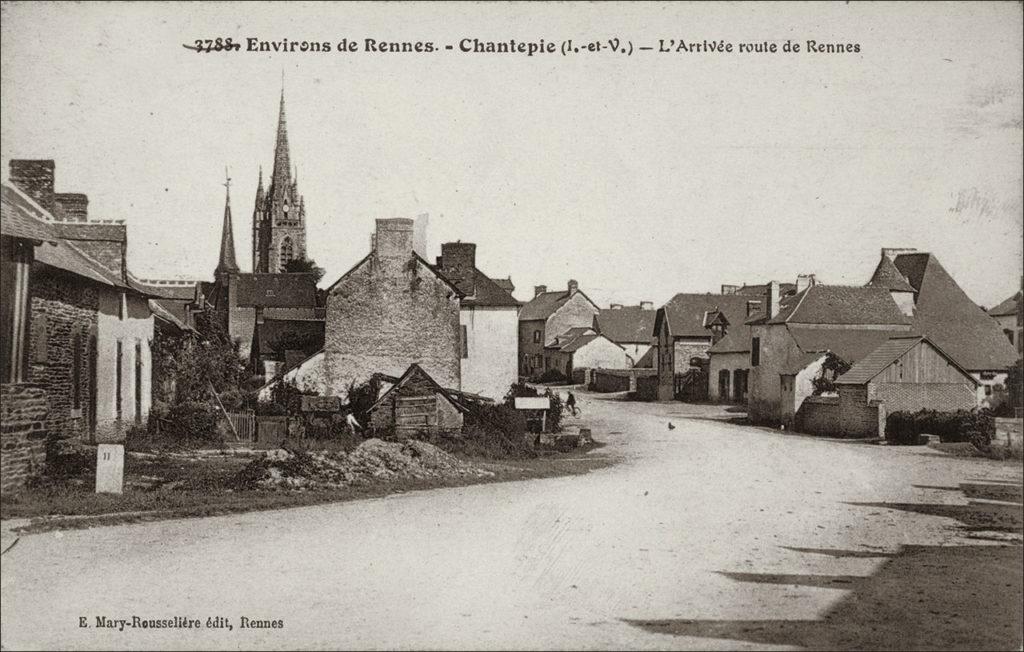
[95,444,124,494]
[514,397,551,411]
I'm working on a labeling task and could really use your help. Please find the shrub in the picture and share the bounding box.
[165,401,221,440]
[502,382,564,433]
[885,408,995,448]
[535,369,567,384]
[426,403,534,459]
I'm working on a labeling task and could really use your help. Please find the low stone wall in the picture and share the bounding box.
[590,368,657,394]
[1,383,50,491]
[795,391,884,438]
[994,418,1023,448]
[635,374,659,401]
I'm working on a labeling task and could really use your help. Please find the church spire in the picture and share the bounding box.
[216,168,239,276]
[270,87,291,191]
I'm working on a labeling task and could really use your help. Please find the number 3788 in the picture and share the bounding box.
[185,38,241,53]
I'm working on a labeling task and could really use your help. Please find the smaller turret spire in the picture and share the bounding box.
[216,168,240,276]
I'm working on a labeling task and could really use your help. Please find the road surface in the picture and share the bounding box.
[2,392,1021,650]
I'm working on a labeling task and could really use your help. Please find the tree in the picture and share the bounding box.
[812,352,851,395]
[283,257,325,283]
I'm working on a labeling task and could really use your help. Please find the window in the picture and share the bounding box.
[279,236,294,271]
[460,325,469,359]
[533,330,541,343]
[116,340,123,420]
[72,330,83,410]
[751,337,761,367]
[1,237,32,383]
[984,384,993,397]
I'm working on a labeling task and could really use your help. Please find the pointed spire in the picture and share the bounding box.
[216,168,239,276]
[270,87,291,192]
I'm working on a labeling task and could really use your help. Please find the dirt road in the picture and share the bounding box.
[2,393,1021,650]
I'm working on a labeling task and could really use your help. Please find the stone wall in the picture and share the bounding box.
[839,386,885,437]
[544,293,599,346]
[1,383,49,491]
[29,267,99,441]
[796,395,840,435]
[325,238,461,400]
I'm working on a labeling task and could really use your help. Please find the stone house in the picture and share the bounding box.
[7,162,157,443]
[866,248,1019,407]
[1,184,54,491]
[988,285,1021,357]
[747,282,912,425]
[593,303,657,367]
[544,330,632,380]
[434,242,521,400]
[518,280,600,378]
[654,286,784,401]
[324,218,463,400]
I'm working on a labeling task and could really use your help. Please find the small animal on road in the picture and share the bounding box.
[668,422,675,430]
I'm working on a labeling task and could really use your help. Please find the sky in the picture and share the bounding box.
[1,1,1022,309]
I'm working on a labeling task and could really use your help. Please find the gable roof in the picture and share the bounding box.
[596,306,657,343]
[1,184,56,242]
[150,299,196,334]
[35,238,130,290]
[659,293,765,339]
[787,325,912,365]
[436,265,521,308]
[234,273,318,308]
[836,335,977,386]
[867,255,916,292]
[139,281,198,301]
[768,285,909,326]
[988,290,1020,318]
[708,327,752,354]
[892,252,1018,370]
[519,288,599,322]
[367,363,470,415]
[326,251,465,299]
[493,278,515,293]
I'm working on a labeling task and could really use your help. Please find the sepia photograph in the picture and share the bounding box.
[1,1,1022,650]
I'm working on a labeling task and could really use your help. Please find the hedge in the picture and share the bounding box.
[885,408,994,448]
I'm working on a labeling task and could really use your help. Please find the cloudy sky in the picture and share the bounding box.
[2,2,1021,308]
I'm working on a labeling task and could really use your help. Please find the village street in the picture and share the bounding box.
[2,391,1021,651]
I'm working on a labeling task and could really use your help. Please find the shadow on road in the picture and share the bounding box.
[624,544,1022,650]
[625,482,1024,649]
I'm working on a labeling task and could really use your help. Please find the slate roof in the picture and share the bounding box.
[560,334,601,353]
[836,336,976,386]
[867,255,916,292]
[519,289,599,321]
[254,318,325,360]
[35,239,129,289]
[787,325,913,365]
[768,285,909,326]
[139,282,198,301]
[736,282,796,297]
[659,293,765,339]
[493,278,515,293]
[368,363,471,415]
[150,297,192,325]
[150,299,196,334]
[595,306,657,344]
[892,252,1018,371]
[1,184,56,242]
[234,273,318,308]
[989,291,1020,318]
[707,327,752,354]
[436,266,521,308]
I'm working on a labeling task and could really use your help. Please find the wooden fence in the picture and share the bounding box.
[226,411,256,442]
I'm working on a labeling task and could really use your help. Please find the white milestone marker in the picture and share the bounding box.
[95,444,125,494]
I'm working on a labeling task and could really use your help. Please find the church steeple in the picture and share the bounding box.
[215,168,239,276]
[270,89,291,192]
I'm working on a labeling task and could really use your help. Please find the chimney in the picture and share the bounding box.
[534,285,547,297]
[54,193,89,222]
[440,242,477,295]
[610,303,623,310]
[640,301,654,310]
[720,284,739,295]
[795,274,816,294]
[374,218,414,260]
[9,159,55,212]
[882,247,917,261]
[567,279,579,294]
[766,280,781,319]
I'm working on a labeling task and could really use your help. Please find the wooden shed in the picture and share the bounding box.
[367,364,468,437]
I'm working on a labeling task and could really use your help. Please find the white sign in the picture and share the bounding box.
[514,397,551,410]
[95,444,124,494]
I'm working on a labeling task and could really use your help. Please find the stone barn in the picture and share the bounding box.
[367,364,469,437]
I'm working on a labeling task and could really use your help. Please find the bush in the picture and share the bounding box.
[502,382,564,433]
[885,408,995,448]
[535,369,567,384]
[165,401,221,440]
[440,403,534,459]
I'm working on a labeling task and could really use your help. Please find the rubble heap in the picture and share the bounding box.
[233,438,494,490]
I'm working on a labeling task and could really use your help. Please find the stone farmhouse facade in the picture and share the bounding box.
[518,281,600,379]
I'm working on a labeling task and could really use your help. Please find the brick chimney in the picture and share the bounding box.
[567,279,579,294]
[54,193,89,222]
[766,280,781,319]
[439,242,477,295]
[9,159,55,212]
[534,285,547,297]
[374,218,414,260]
[640,301,654,310]
[882,247,917,261]
[721,284,739,295]
[795,274,816,294]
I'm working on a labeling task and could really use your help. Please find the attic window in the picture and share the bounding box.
[746,300,761,316]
